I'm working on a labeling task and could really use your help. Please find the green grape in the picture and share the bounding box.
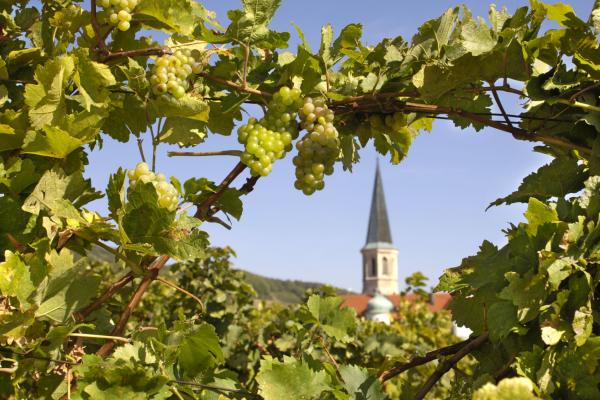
[128,162,179,212]
[118,9,131,21]
[150,50,202,99]
[101,0,136,31]
[294,97,339,195]
[237,86,303,177]
[117,21,130,31]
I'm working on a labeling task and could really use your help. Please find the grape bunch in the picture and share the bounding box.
[293,97,340,195]
[127,162,179,212]
[99,0,136,32]
[368,112,407,134]
[149,50,202,99]
[237,86,303,177]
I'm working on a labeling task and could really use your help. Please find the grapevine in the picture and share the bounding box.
[99,0,137,31]
[127,162,179,211]
[1,1,599,399]
[237,86,302,176]
[293,97,339,195]
[149,50,202,99]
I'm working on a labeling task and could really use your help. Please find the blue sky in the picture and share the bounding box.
[87,1,594,292]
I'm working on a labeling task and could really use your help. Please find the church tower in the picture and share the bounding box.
[361,162,398,295]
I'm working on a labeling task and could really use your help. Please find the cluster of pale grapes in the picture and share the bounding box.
[127,162,179,212]
[99,0,136,32]
[293,97,339,195]
[149,50,202,99]
[368,112,407,134]
[237,86,303,177]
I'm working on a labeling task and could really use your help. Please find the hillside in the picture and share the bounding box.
[88,245,345,304]
[242,270,348,304]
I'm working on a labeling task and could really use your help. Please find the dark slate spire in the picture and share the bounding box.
[365,161,393,245]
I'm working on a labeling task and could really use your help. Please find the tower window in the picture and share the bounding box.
[382,257,389,275]
[370,258,377,277]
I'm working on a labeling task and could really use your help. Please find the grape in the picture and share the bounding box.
[294,97,340,195]
[363,111,408,138]
[237,86,303,177]
[100,0,135,32]
[128,162,179,211]
[149,50,201,99]
[117,21,130,31]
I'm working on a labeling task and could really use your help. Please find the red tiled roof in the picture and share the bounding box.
[341,292,451,316]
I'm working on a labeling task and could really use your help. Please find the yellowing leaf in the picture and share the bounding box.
[22,126,83,158]
[24,56,74,129]
[0,251,35,306]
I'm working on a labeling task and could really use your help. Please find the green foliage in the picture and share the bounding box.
[0,0,599,398]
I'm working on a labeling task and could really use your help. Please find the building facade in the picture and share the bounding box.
[361,162,399,296]
[343,163,469,337]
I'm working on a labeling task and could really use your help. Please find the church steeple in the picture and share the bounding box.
[366,161,393,245]
[361,161,399,296]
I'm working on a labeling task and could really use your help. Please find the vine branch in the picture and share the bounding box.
[172,380,262,399]
[77,273,134,321]
[168,150,242,157]
[89,0,106,51]
[198,72,270,98]
[103,47,172,63]
[96,255,169,358]
[389,101,591,157]
[379,336,478,382]
[194,161,248,220]
[414,333,489,400]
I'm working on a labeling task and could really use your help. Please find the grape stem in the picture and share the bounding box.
[318,335,342,379]
[145,102,158,171]
[136,136,147,163]
[168,150,243,157]
[68,332,131,343]
[488,82,513,128]
[242,43,250,89]
[198,71,270,98]
[555,98,600,113]
[156,277,205,311]
[207,215,232,230]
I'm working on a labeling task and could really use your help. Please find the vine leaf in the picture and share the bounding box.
[136,0,204,35]
[339,365,386,400]
[305,295,356,342]
[0,251,35,307]
[226,0,289,49]
[21,126,83,159]
[23,56,74,129]
[524,198,558,236]
[257,356,331,400]
[22,168,101,219]
[488,157,587,209]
